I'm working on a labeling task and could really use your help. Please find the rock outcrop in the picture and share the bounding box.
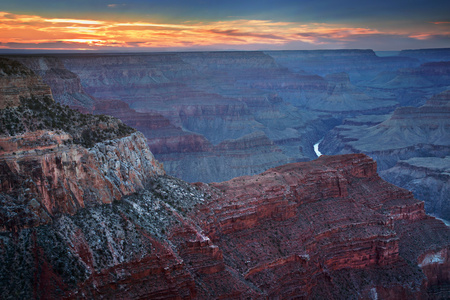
[381,157,450,221]
[11,56,95,112]
[1,52,449,299]
[0,58,52,109]
[0,130,164,231]
[0,59,164,230]
[1,151,449,299]
[321,90,450,221]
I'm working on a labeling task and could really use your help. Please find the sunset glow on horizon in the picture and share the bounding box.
[1,0,449,52]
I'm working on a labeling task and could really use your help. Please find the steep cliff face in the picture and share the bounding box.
[12,56,95,112]
[0,60,164,230]
[321,90,450,221]
[193,154,450,298]
[381,157,450,221]
[0,58,52,109]
[0,131,163,231]
[1,152,449,299]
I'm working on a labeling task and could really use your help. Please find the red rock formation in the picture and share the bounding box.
[1,151,449,298]
[190,154,449,298]
[0,131,164,230]
[2,54,449,299]
[93,99,213,155]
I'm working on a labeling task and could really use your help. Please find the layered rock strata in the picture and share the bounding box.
[0,58,52,109]
[0,130,164,231]
[10,56,95,112]
[0,60,164,230]
[381,157,450,221]
[321,90,450,221]
[1,153,449,299]
[3,52,391,182]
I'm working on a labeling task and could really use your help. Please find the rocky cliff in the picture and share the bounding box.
[11,56,95,112]
[0,60,164,230]
[1,59,449,298]
[381,157,450,221]
[0,58,52,109]
[0,130,164,230]
[321,90,450,221]
[1,151,449,299]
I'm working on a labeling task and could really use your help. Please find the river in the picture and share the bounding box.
[313,138,323,157]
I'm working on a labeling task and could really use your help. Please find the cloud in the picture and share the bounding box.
[44,18,105,25]
[0,11,449,51]
[208,29,287,41]
[107,4,127,9]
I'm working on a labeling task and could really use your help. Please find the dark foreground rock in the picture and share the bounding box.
[1,152,449,299]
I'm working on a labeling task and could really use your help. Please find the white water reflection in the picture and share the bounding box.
[314,138,323,157]
[431,215,450,227]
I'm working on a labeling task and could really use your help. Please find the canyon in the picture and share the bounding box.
[0,52,449,298]
[4,49,449,222]
[321,90,450,221]
[7,50,423,183]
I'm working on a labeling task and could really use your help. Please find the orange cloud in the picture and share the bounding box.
[44,19,106,25]
[0,11,447,50]
[409,34,433,40]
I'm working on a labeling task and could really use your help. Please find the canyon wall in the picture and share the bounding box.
[11,56,95,112]
[321,90,450,221]
[0,58,52,109]
[0,59,449,298]
[1,151,449,298]
[4,49,449,219]
[7,51,404,183]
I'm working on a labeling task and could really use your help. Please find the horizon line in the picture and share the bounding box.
[0,47,449,56]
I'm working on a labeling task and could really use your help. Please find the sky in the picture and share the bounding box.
[0,0,449,52]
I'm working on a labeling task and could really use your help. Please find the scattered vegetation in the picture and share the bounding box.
[0,58,34,77]
[0,96,135,147]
